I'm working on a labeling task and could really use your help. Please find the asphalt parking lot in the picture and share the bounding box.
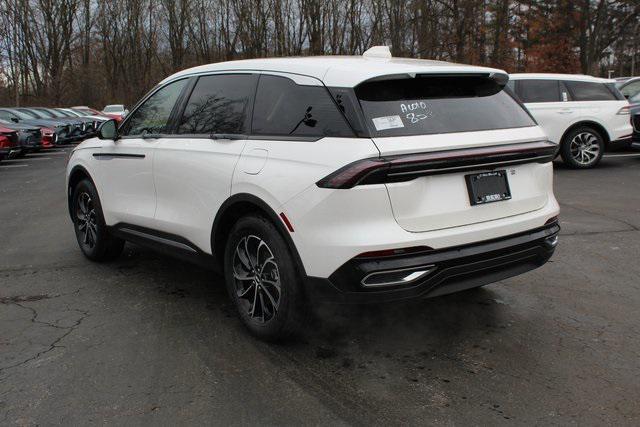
[1,148,639,425]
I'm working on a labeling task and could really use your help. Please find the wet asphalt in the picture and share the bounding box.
[1,147,639,425]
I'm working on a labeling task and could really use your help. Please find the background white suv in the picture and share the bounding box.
[67,53,560,340]
[508,73,632,168]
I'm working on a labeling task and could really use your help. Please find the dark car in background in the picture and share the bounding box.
[629,93,640,149]
[15,108,84,141]
[0,119,44,154]
[27,108,89,139]
[0,108,70,144]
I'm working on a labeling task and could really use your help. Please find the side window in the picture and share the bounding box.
[564,81,616,101]
[619,81,640,98]
[252,75,353,138]
[0,111,17,121]
[120,79,187,136]
[177,74,255,134]
[516,80,560,103]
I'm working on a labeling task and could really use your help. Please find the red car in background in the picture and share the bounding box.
[0,126,20,161]
[72,106,123,123]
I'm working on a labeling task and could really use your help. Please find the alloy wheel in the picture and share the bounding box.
[232,235,281,323]
[570,132,600,166]
[76,192,98,249]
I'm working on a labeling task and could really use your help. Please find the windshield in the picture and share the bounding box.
[4,109,32,120]
[103,105,124,112]
[19,109,44,119]
[354,75,536,137]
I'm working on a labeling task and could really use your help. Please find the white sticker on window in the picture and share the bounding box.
[372,115,404,131]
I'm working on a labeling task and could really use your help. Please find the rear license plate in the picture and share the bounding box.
[465,170,511,205]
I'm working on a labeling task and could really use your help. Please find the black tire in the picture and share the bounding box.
[71,179,124,261]
[560,126,605,169]
[224,215,308,341]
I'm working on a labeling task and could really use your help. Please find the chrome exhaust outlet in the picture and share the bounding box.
[361,265,435,288]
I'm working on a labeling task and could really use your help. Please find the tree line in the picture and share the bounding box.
[0,0,638,108]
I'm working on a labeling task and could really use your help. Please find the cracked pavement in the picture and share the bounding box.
[1,148,640,425]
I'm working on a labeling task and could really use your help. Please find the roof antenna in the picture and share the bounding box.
[363,46,392,59]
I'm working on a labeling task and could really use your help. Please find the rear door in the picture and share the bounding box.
[152,73,256,253]
[515,79,568,144]
[354,75,550,233]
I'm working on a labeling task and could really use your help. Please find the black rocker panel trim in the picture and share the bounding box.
[109,223,218,271]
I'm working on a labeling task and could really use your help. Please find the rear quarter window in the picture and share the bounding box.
[252,75,353,138]
[564,81,617,101]
[355,76,535,137]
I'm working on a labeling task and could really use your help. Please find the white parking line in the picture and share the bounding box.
[604,153,640,158]
[0,164,28,169]
[2,157,51,162]
[28,151,67,156]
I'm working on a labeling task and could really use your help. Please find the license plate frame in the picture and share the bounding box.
[465,170,512,206]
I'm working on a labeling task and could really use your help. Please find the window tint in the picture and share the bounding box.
[356,76,535,137]
[564,80,616,101]
[177,74,255,134]
[517,80,560,103]
[252,75,353,137]
[120,79,187,136]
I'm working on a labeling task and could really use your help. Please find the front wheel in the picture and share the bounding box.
[71,179,124,261]
[224,215,308,341]
[560,126,605,169]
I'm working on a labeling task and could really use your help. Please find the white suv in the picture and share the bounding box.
[67,51,560,340]
[509,73,633,168]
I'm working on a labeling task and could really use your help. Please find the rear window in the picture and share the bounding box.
[252,75,353,138]
[564,81,617,101]
[356,76,535,137]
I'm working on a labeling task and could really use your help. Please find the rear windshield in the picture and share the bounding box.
[355,76,535,137]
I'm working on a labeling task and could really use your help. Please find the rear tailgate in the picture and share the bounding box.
[354,73,554,233]
[373,127,552,232]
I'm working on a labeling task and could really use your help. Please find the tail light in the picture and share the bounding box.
[40,127,57,146]
[0,134,10,148]
[617,105,631,115]
[317,140,559,189]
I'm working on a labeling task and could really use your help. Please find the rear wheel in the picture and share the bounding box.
[224,215,307,341]
[71,179,124,261]
[560,126,604,169]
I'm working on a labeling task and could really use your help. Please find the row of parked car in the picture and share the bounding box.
[0,105,127,161]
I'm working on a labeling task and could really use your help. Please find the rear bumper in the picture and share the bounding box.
[304,222,559,304]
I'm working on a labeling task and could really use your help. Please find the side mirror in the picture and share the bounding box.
[97,119,118,140]
[10,117,19,123]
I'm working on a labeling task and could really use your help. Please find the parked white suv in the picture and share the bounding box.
[67,51,560,340]
[509,73,633,168]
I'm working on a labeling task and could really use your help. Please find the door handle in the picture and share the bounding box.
[558,109,573,114]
